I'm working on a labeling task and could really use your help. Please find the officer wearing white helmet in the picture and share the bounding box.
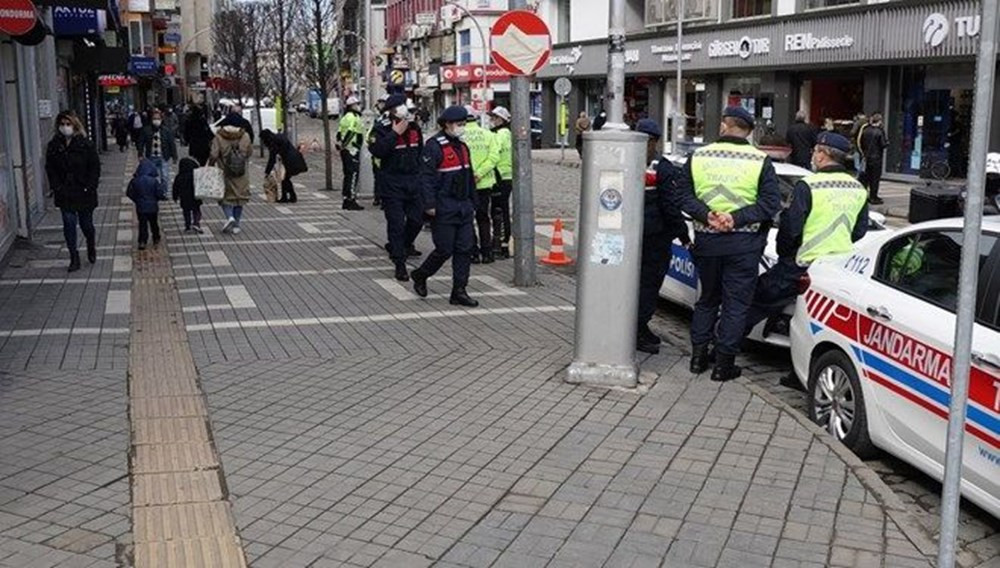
[488,106,513,259]
[463,105,499,264]
[337,95,365,210]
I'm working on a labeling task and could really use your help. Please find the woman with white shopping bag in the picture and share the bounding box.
[208,124,253,234]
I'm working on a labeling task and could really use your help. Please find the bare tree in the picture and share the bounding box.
[211,7,254,101]
[293,0,340,191]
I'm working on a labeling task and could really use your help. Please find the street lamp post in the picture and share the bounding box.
[444,0,489,124]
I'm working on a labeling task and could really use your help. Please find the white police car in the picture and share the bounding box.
[657,158,887,347]
[790,217,1000,518]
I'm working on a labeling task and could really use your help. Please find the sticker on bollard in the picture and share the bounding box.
[590,232,624,265]
[599,187,623,230]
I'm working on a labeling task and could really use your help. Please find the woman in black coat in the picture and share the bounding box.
[184,105,214,166]
[45,111,101,272]
[261,129,307,203]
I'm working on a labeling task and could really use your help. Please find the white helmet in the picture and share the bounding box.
[346,95,361,107]
[489,106,511,122]
[406,98,417,111]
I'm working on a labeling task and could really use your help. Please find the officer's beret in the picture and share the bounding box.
[817,131,851,154]
[723,106,755,129]
[635,118,662,139]
[384,94,407,109]
[439,105,468,123]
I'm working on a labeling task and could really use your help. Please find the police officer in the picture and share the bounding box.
[634,118,688,355]
[411,106,479,307]
[673,106,782,381]
[369,94,425,282]
[337,95,365,210]
[463,107,499,264]
[744,131,868,337]
[369,93,390,208]
[489,106,513,259]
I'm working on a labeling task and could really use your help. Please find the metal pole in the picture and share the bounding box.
[605,0,627,129]
[937,1,997,566]
[362,0,372,109]
[509,0,536,286]
[559,95,565,162]
[674,0,684,150]
[445,1,489,125]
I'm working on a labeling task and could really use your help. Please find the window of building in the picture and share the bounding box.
[733,0,770,17]
[129,21,143,55]
[806,0,858,8]
[646,0,718,27]
[459,30,471,65]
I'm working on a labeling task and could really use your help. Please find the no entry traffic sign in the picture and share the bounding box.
[489,10,551,76]
[0,0,37,36]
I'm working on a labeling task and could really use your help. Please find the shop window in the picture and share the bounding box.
[806,0,858,8]
[646,0,718,27]
[733,0,771,17]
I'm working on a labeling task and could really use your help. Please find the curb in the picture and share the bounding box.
[739,379,939,560]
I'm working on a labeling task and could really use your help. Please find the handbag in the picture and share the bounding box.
[263,161,284,203]
[193,166,225,200]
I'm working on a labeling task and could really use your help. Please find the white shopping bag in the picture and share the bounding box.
[193,166,225,200]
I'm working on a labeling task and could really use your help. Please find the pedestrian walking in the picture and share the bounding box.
[785,110,817,171]
[45,111,100,272]
[574,111,591,157]
[172,157,203,233]
[184,105,214,166]
[369,94,425,282]
[744,131,868,340]
[139,109,178,197]
[859,112,888,204]
[128,108,145,158]
[593,108,607,131]
[217,104,254,143]
[634,118,689,355]
[850,113,868,176]
[209,122,252,235]
[410,106,479,307]
[112,113,129,152]
[673,106,781,382]
[261,129,308,203]
[337,95,365,210]
[126,159,165,249]
[463,108,499,264]
[488,106,513,260]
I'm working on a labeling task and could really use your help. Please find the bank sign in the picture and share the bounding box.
[539,0,984,78]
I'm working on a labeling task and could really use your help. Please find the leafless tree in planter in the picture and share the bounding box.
[211,6,254,102]
[293,0,341,191]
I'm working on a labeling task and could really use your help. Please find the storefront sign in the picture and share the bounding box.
[415,11,435,26]
[650,41,702,63]
[784,33,854,52]
[439,64,511,84]
[708,36,769,59]
[624,48,639,64]
[549,45,582,73]
[98,74,136,86]
[127,56,157,76]
[922,12,980,47]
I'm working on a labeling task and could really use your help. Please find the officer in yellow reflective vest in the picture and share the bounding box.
[673,106,782,382]
[337,95,365,210]
[745,131,869,339]
[463,107,499,264]
[488,106,513,259]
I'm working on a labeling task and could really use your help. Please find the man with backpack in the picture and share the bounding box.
[209,123,252,234]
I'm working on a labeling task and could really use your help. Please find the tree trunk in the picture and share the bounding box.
[315,0,334,191]
[277,0,288,132]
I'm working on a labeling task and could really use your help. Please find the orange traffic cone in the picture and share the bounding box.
[540,218,573,266]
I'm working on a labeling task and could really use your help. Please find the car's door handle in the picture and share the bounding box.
[972,351,1000,370]
[866,305,893,321]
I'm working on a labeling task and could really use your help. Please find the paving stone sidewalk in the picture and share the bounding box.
[0,148,945,567]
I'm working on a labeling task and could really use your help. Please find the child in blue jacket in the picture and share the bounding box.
[126,159,166,249]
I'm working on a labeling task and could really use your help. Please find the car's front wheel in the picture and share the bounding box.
[808,349,877,458]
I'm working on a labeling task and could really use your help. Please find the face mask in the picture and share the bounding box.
[152,120,162,127]
[59,125,74,137]
[449,124,466,138]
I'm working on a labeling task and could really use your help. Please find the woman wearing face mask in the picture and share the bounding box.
[45,111,101,272]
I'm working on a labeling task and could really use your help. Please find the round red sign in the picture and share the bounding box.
[489,10,552,76]
[0,0,37,37]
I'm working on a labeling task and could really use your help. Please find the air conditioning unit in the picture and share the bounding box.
[439,5,459,30]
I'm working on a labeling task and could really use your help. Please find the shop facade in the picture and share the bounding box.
[538,0,995,181]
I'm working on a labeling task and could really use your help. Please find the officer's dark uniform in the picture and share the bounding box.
[634,119,689,355]
[411,106,479,307]
[745,132,869,337]
[369,95,425,281]
[673,106,782,381]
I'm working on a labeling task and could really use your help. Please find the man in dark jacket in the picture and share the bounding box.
[860,112,888,204]
[217,104,254,143]
[261,129,308,203]
[140,109,178,196]
[126,159,165,249]
[635,118,689,355]
[785,111,817,170]
[410,106,479,307]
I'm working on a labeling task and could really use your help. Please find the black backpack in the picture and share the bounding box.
[222,143,247,177]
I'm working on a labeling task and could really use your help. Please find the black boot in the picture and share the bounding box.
[450,288,479,307]
[711,354,742,383]
[636,335,660,354]
[343,199,365,211]
[412,269,428,298]
[496,246,511,260]
[68,250,81,273]
[406,246,422,258]
[690,344,711,374]
[394,262,409,282]
[86,239,97,264]
[639,324,661,346]
[481,249,495,264]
